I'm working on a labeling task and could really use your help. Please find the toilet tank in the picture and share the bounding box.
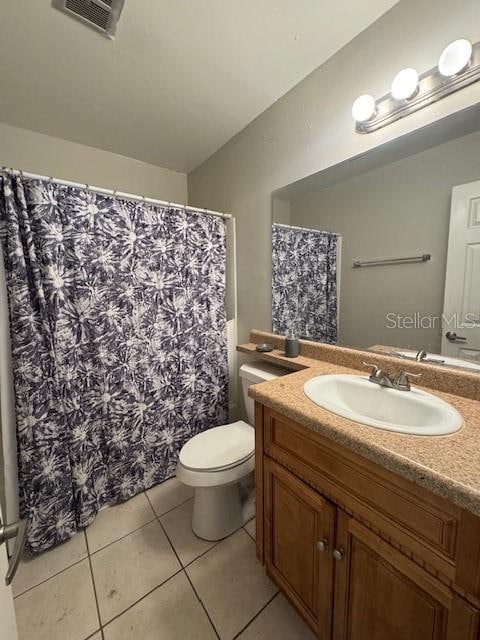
[239,361,289,425]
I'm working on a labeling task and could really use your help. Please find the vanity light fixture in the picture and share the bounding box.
[438,38,473,77]
[390,68,419,101]
[351,94,376,122]
[352,38,480,133]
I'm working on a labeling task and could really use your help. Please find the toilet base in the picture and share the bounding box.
[192,482,254,541]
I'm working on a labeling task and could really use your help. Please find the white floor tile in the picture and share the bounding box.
[86,492,155,554]
[160,499,216,566]
[237,593,316,639]
[91,519,181,624]
[103,572,217,640]
[13,530,88,597]
[186,529,277,640]
[146,477,194,517]
[14,559,99,640]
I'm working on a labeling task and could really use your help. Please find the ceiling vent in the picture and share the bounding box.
[52,0,125,38]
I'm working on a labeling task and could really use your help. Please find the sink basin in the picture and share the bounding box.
[303,374,463,436]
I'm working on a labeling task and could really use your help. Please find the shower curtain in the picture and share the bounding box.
[0,172,228,553]
[272,224,338,343]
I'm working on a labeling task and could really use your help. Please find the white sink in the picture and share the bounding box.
[303,374,463,436]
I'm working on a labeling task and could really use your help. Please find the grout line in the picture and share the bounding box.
[18,491,255,638]
[231,591,280,640]
[85,529,105,640]
[85,485,192,558]
[14,501,162,598]
[179,525,248,570]
[156,517,221,640]
[243,524,255,543]
[183,568,221,640]
[144,489,194,520]
[15,513,164,598]
[184,538,222,568]
[144,491,226,569]
[101,567,185,630]
[13,553,87,599]
[88,517,157,557]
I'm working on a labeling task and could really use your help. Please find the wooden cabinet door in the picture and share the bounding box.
[333,510,479,640]
[264,457,335,639]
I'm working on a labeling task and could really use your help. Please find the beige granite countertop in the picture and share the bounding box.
[241,341,480,516]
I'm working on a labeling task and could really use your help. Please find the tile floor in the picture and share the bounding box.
[12,478,315,640]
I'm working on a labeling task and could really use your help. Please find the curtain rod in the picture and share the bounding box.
[0,167,232,220]
[273,222,340,237]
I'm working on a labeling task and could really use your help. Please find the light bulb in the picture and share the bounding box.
[438,39,472,77]
[391,68,419,101]
[351,94,376,123]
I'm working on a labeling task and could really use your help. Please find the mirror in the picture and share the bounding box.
[271,107,480,373]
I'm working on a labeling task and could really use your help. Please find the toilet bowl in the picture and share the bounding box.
[176,361,288,541]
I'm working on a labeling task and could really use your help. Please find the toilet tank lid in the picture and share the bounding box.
[239,361,289,384]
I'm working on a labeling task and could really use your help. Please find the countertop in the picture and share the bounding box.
[240,342,480,516]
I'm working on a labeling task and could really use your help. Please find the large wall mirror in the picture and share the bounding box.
[271,106,480,373]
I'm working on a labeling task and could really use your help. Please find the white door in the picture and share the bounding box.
[442,181,480,362]
[0,501,18,640]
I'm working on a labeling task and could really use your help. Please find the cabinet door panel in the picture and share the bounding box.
[333,511,478,640]
[264,457,335,639]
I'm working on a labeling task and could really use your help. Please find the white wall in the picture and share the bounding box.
[0,122,187,202]
[188,0,480,343]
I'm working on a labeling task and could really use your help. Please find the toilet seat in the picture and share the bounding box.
[179,420,254,473]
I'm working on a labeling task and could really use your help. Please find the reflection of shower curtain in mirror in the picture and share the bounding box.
[272,224,337,343]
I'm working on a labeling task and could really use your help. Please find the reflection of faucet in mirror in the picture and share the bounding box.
[390,349,445,365]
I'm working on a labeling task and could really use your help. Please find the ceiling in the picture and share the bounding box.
[0,1,398,173]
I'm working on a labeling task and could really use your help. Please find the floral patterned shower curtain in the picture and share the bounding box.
[272,224,338,344]
[0,172,228,553]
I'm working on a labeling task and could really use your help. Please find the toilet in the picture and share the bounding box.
[176,361,288,541]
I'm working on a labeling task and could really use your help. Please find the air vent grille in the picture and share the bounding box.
[65,0,110,30]
[52,0,125,37]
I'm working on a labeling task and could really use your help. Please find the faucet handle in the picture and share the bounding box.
[394,370,422,391]
[362,361,380,376]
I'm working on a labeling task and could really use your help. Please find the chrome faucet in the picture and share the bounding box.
[363,362,394,388]
[363,362,422,392]
[391,349,445,365]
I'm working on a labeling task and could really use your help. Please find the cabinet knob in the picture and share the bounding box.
[333,547,344,561]
[316,539,328,552]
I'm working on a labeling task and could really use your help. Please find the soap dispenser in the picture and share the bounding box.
[285,327,299,358]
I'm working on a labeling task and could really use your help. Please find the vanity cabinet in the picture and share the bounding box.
[257,404,480,640]
[332,510,478,640]
[264,458,335,638]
